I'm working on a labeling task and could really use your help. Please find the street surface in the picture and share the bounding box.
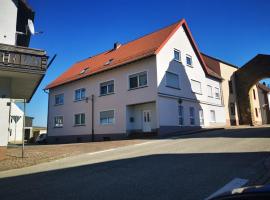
[0,127,270,200]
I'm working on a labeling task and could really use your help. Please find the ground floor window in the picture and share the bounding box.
[100,110,115,125]
[178,105,184,125]
[199,109,204,125]
[54,116,63,127]
[210,110,216,122]
[189,107,195,125]
[74,113,85,126]
[230,103,235,116]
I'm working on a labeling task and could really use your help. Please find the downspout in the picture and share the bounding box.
[91,94,95,142]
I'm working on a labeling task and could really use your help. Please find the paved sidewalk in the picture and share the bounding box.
[0,139,146,172]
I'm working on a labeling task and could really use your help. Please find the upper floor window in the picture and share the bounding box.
[166,72,179,89]
[129,71,147,89]
[74,113,85,126]
[100,80,114,96]
[100,110,115,125]
[174,49,181,62]
[178,105,184,125]
[215,87,220,99]
[186,55,193,67]
[229,81,233,94]
[54,116,63,127]
[55,94,64,105]
[189,107,195,125]
[191,80,202,94]
[75,88,86,101]
[207,85,213,97]
[255,108,259,117]
[253,89,256,100]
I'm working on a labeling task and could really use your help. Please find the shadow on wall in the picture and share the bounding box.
[0,151,269,200]
[157,59,204,134]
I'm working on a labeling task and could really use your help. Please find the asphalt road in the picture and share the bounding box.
[1,127,270,200]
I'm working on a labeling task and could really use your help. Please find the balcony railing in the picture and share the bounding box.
[0,43,47,73]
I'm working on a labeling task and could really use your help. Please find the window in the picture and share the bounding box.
[74,113,85,126]
[255,108,259,117]
[186,55,192,66]
[75,88,86,101]
[207,85,213,97]
[210,110,216,122]
[54,116,63,127]
[253,89,256,100]
[215,87,220,99]
[191,80,202,94]
[55,94,64,105]
[174,49,181,62]
[100,110,115,125]
[100,80,114,96]
[229,81,233,94]
[230,103,235,116]
[178,105,184,125]
[129,71,147,89]
[166,72,179,89]
[199,109,204,125]
[189,107,195,125]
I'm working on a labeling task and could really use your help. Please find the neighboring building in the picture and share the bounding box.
[32,126,47,141]
[0,0,48,159]
[45,19,226,143]
[201,54,240,126]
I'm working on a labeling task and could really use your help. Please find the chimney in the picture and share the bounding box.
[113,42,121,50]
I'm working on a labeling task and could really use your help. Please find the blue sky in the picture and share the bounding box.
[25,0,270,126]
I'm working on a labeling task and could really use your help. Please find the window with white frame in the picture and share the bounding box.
[100,110,115,125]
[191,80,202,94]
[129,71,147,89]
[215,87,220,99]
[74,113,85,126]
[210,110,216,122]
[75,88,86,101]
[55,94,64,105]
[186,55,192,66]
[199,109,204,125]
[207,85,213,97]
[174,49,181,62]
[100,80,114,96]
[178,105,184,125]
[54,116,63,127]
[166,72,179,89]
[189,107,195,125]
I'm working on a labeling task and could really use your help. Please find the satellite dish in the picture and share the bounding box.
[27,19,35,35]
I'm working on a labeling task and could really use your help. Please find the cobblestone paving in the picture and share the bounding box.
[0,139,145,171]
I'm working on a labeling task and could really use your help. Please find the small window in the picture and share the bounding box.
[178,105,184,125]
[166,72,179,89]
[174,49,181,62]
[207,85,213,97]
[74,113,85,126]
[186,55,192,66]
[100,80,114,96]
[253,89,256,100]
[230,103,235,116]
[189,107,195,125]
[199,109,204,125]
[215,87,220,99]
[54,116,63,127]
[55,94,64,105]
[255,108,259,117]
[229,81,233,94]
[75,88,86,101]
[129,72,147,89]
[100,110,115,125]
[210,110,216,122]
[191,80,202,94]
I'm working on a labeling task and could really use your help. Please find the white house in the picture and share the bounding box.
[45,19,226,143]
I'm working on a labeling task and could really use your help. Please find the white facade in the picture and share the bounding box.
[0,0,18,45]
[0,99,10,146]
[47,23,226,142]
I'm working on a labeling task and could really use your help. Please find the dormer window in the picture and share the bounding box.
[80,67,89,75]
[104,59,113,66]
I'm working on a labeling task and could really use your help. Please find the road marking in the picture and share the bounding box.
[205,178,248,200]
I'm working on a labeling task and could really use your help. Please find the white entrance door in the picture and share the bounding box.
[142,110,151,132]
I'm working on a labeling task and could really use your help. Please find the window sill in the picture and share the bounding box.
[54,103,64,106]
[128,85,148,91]
[208,96,213,98]
[192,91,202,95]
[166,85,181,90]
[99,92,115,97]
[74,98,86,102]
[174,59,182,63]
[74,124,86,127]
[54,126,63,128]
[186,64,193,68]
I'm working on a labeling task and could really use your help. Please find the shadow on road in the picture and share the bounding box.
[0,151,269,200]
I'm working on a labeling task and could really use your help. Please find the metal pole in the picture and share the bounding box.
[91,95,94,142]
[22,99,26,158]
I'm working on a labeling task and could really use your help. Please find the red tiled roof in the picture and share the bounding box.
[46,19,221,89]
